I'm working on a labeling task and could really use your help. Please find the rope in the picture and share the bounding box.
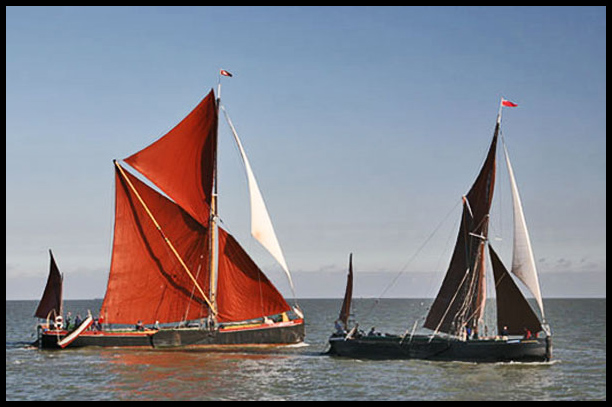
[362,198,462,320]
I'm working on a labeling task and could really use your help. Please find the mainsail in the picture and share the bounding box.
[423,122,498,336]
[101,89,293,326]
[102,164,211,325]
[34,249,63,319]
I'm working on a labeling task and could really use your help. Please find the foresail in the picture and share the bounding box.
[220,105,295,294]
[503,143,545,317]
[34,249,63,319]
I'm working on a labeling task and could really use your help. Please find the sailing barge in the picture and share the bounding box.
[35,75,304,349]
[329,99,552,362]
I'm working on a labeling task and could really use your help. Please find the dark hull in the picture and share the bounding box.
[37,319,305,350]
[37,329,155,349]
[152,320,305,348]
[328,334,552,363]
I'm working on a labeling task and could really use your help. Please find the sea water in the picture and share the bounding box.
[6,298,606,400]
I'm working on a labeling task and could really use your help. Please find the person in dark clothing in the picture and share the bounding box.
[65,312,72,330]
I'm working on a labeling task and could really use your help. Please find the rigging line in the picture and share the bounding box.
[456,248,484,327]
[463,196,491,234]
[182,255,206,324]
[362,198,462,320]
[114,160,217,316]
[429,267,471,341]
[451,262,477,334]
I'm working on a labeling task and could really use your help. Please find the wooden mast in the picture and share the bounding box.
[208,87,220,324]
[208,70,228,324]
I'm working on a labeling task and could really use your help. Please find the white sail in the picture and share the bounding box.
[220,105,295,294]
[503,142,545,318]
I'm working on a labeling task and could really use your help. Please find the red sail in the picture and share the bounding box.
[124,90,218,228]
[101,165,211,325]
[103,89,291,326]
[34,250,63,319]
[216,228,291,323]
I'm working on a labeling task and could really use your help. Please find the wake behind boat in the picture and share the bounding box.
[35,71,304,349]
[329,99,552,362]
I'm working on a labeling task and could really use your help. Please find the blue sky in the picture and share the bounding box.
[6,6,606,300]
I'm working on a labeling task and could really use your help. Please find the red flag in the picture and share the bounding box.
[220,69,233,77]
[501,99,518,107]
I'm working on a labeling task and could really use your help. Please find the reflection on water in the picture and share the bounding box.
[102,347,319,400]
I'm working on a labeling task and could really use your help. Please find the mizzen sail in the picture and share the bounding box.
[34,249,63,319]
[338,253,354,328]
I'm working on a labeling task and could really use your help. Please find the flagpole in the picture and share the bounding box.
[498,97,518,126]
[217,69,233,103]
[497,97,504,125]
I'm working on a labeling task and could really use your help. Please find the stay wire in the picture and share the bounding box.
[362,198,462,320]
